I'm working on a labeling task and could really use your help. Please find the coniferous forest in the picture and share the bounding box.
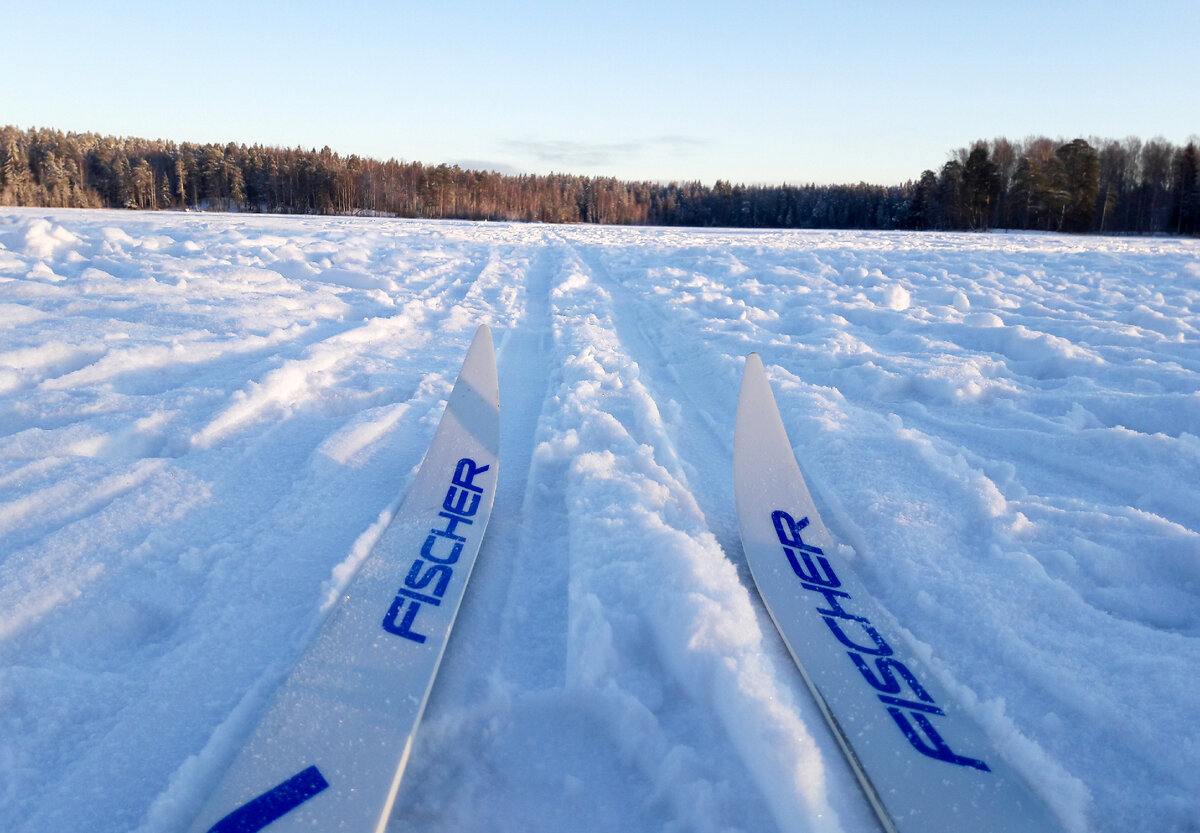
[1,125,1196,235]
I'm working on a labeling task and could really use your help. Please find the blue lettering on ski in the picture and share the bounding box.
[382,458,491,644]
[771,509,991,772]
[206,765,329,833]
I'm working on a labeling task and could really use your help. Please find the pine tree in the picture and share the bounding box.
[132,159,155,209]
[963,144,999,230]
[1172,142,1199,235]
[1055,139,1100,232]
[2,137,32,204]
[936,160,965,228]
[1009,156,1046,229]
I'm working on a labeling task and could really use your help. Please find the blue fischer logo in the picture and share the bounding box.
[381,457,491,644]
[771,509,990,772]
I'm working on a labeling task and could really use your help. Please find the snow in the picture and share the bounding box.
[1,208,1198,833]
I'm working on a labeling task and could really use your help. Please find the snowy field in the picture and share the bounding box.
[1,208,1198,833]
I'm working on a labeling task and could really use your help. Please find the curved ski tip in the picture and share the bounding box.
[466,324,497,374]
[472,323,494,345]
[737,352,777,417]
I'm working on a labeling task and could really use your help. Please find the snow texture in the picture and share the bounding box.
[1,208,1197,833]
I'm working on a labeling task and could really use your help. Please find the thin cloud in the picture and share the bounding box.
[501,139,640,168]
[501,136,707,171]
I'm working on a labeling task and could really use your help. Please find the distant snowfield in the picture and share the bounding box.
[1,208,1197,833]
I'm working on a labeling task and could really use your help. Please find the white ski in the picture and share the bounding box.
[733,352,1061,833]
[189,325,500,833]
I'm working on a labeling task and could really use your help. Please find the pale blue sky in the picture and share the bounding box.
[6,1,1197,185]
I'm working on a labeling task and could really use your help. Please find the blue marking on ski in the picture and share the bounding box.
[206,766,329,833]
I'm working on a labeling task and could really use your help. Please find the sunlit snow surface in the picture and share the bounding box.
[1,209,1197,833]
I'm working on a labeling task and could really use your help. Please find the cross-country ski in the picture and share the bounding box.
[187,324,500,833]
[734,352,1064,833]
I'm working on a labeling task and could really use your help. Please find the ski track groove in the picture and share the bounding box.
[190,238,502,451]
[548,237,744,833]
[484,239,571,692]
[538,233,859,833]
[386,236,580,832]
[568,239,743,556]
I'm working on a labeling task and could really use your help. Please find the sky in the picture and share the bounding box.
[5,1,1198,186]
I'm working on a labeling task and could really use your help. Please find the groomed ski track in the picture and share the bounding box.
[385,234,865,833]
[3,210,1199,833]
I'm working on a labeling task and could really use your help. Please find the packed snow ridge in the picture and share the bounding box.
[1,208,1197,833]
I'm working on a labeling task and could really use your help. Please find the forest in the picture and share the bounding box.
[1,125,1197,235]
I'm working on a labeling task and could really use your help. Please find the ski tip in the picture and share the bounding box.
[463,325,497,388]
[456,324,500,450]
[471,323,494,349]
[735,350,788,457]
[739,352,768,395]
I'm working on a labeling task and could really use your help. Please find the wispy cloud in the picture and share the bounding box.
[501,135,706,170]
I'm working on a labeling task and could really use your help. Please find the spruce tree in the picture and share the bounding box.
[963,144,999,230]
[1055,139,1100,232]
[1172,142,1198,235]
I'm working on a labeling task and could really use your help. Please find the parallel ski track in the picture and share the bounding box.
[386,237,579,830]
[397,231,796,833]
[544,236,774,833]
[567,238,742,563]
[561,232,884,833]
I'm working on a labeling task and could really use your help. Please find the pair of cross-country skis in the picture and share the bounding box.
[188,324,1063,833]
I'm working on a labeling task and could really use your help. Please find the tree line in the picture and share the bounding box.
[1,125,1196,235]
[909,136,1198,235]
